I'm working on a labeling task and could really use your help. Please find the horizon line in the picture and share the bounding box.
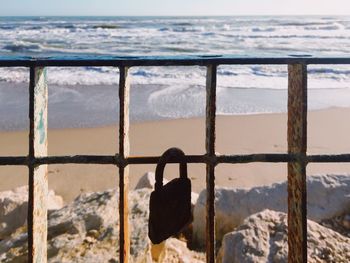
[0,14,349,17]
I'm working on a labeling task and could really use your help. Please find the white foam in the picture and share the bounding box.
[0,64,349,90]
[1,16,350,129]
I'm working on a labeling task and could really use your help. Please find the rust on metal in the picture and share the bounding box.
[2,56,350,263]
[7,152,350,166]
[28,67,48,263]
[119,66,130,263]
[205,64,217,263]
[287,64,308,263]
[2,55,350,68]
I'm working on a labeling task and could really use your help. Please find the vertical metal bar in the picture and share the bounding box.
[119,66,130,263]
[28,67,48,263]
[287,64,307,263]
[205,65,217,263]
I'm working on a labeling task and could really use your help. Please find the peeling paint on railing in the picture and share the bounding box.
[1,55,350,263]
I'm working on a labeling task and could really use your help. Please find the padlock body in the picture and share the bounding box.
[149,177,191,244]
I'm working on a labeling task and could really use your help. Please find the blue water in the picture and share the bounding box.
[0,16,350,129]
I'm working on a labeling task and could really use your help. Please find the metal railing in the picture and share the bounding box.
[1,55,350,263]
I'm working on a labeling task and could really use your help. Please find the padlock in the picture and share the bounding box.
[148,148,192,244]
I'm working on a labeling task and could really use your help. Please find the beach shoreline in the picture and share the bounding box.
[1,107,350,202]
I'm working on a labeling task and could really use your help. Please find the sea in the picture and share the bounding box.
[0,16,350,130]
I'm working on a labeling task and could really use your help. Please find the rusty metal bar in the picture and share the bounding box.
[37,155,118,165]
[206,64,217,263]
[0,156,28,165]
[127,155,204,165]
[217,153,294,163]
[287,64,308,263]
[1,56,350,263]
[28,67,48,263]
[307,154,350,162]
[119,66,130,263]
[6,153,350,167]
[2,55,350,67]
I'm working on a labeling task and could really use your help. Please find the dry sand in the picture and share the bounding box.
[1,107,350,202]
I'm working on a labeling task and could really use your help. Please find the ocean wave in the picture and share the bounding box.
[227,34,350,40]
[318,24,344,30]
[158,26,204,33]
[1,16,349,59]
[251,27,276,32]
[148,84,205,118]
[308,67,350,75]
[173,27,203,32]
[57,24,77,29]
[0,65,349,89]
[31,17,49,21]
[27,26,43,30]
[92,24,121,29]
[0,16,350,127]
[171,22,193,26]
[279,22,329,26]
[160,46,201,53]
[0,16,349,87]
[217,69,238,76]
[0,25,16,30]
[132,69,160,77]
[3,43,41,52]
[251,66,278,77]
[305,24,345,31]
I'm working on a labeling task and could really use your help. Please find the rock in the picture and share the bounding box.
[307,174,350,221]
[191,192,199,209]
[135,172,160,190]
[0,186,63,239]
[344,214,350,230]
[152,238,205,263]
[0,187,203,262]
[0,189,153,263]
[320,212,350,238]
[217,209,350,263]
[193,174,350,247]
[47,191,64,211]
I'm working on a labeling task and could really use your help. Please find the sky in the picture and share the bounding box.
[0,0,350,16]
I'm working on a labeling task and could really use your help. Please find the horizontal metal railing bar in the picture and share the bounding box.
[2,153,350,166]
[37,155,117,165]
[1,55,350,67]
[126,154,205,164]
[307,154,350,162]
[0,156,28,165]
[217,153,295,163]
[0,155,117,165]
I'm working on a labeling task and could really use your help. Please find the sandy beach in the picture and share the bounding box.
[1,107,350,202]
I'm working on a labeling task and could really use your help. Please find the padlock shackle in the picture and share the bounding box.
[155,148,188,191]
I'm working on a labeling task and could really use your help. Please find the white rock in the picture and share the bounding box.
[135,172,172,190]
[0,189,153,263]
[193,174,350,247]
[0,184,208,262]
[307,174,350,220]
[217,209,350,263]
[135,172,160,190]
[48,191,64,211]
[191,192,199,209]
[0,186,63,239]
